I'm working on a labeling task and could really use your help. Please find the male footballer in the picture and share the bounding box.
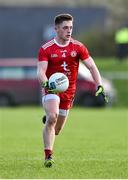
[37,13,108,167]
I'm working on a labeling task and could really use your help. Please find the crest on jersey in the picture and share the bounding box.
[71,51,77,57]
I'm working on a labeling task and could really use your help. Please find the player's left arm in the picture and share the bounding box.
[83,57,102,86]
[83,57,108,102]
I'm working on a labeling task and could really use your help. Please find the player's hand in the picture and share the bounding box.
[95,85,108,103]
[41,81,56,93]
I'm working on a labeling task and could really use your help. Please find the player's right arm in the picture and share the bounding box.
[37,47,55,92]
[37,47,49,89]
[37,61,48,86]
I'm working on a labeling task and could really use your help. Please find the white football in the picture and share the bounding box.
[48,72,69,92]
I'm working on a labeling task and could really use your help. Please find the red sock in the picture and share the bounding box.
[44,149,53,159]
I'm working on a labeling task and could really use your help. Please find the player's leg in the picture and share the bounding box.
[55,99,73,135]
[42,94,60,167]
[55,109,69,135]
[43,99,59,150]
[42,109,69,135]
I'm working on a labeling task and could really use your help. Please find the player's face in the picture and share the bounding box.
[55,21,73,41]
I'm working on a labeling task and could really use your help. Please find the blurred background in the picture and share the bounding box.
[0,0,128,107]
[1,2,128,178]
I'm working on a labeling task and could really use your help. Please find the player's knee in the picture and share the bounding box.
[47,113,58,126]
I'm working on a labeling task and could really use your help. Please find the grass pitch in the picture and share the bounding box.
[0,107,127,179]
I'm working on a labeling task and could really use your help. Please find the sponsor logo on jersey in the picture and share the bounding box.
[61,61,68,71]
[71,51,77,57]
[51,54,58,58]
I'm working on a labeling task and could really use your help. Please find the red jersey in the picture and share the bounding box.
[38,38,90,102]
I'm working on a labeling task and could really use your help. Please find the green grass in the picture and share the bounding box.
[95,57,128,71]
[113,79,128,107]
[0,106,128,179]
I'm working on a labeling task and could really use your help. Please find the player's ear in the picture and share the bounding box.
[55,26,57,30]
[55,25,59,31]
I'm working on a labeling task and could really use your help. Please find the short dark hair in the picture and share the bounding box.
[54,14,73,25]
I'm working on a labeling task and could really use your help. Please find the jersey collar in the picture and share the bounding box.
[54,38,70,47]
